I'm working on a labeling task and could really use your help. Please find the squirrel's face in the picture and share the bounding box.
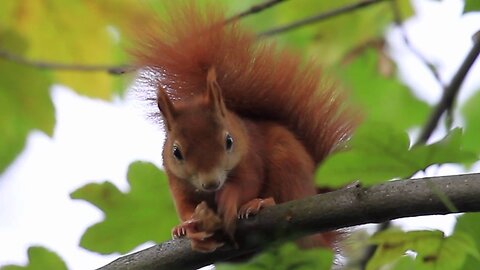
[158,67,246,192]
[163,104,246,192]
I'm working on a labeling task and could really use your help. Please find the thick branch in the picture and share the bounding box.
[257,0,389,38]
[98,173,480,270]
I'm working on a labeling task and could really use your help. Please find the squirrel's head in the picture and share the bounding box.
[158,67,247,192]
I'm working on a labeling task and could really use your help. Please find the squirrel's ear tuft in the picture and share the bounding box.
[206,66,226,117]
[157,89,176,131]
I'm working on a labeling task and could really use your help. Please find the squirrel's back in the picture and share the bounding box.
[132,2,355,164]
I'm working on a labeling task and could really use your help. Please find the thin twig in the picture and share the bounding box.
[0,0,382,72]
[225,0,290,24]
[0,1,290,73]
[257,0,389,38]
[417,30,480,144]
[0,48,134,75]
[390,0,444,87]
[358,222,390,270]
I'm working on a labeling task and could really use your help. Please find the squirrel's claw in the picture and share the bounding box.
[172,223,224,252]
[238,197,275,219]
[171,219,199,239]
[173,202,225,252]
[172,225,186,239]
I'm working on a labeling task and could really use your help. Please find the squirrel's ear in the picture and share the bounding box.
[157,89,176,131]
[206,66,226,117]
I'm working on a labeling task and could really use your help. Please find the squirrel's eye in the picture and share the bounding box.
[225,134,233,152]
[172,145,184,161]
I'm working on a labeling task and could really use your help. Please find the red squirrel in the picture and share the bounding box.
[132,2,356,252]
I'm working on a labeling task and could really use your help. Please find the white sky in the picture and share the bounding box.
[1,0,480,269]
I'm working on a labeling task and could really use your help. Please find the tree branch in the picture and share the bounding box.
[390,0,444,87]
[0,48,134,75]
[257,0,389,38]
[97,173,480,270]
[417,30,480,144]
[0,0,386,72]
[225,0,290,24]
[0,0,290,73]
[357,29,480,269]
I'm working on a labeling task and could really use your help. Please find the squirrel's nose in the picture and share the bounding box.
[202,181,219,191]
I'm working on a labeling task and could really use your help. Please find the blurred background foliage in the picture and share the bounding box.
[1,0,480,269]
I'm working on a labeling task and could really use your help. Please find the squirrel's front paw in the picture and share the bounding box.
[238,197,275,219]
[173,202,225,252]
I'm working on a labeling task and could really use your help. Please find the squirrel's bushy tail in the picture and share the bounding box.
[132,2,356,164]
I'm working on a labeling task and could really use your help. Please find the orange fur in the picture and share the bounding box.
[131,2,356,252]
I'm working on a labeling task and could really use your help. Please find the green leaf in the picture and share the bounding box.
[434,232,479,270]
[464,0,480,13]
[370,229,444,244]
[240,1,413,65]
[462,257,480,270]
[0,0,156,172]
[455,213,480,254]
[368,230,478,270]
[70,161,178,254]
[453,213,480,267]
[0,1,151,98]
[338,49,430,130]
[0,35,54,173]
[391,256,417,270]
[0,246,67,270]
[368,230,443,270]
[461,89,480,155]
[316,124,476,187]
[216,243,333,270]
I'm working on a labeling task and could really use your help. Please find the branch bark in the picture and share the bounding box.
[97,173,480,270]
